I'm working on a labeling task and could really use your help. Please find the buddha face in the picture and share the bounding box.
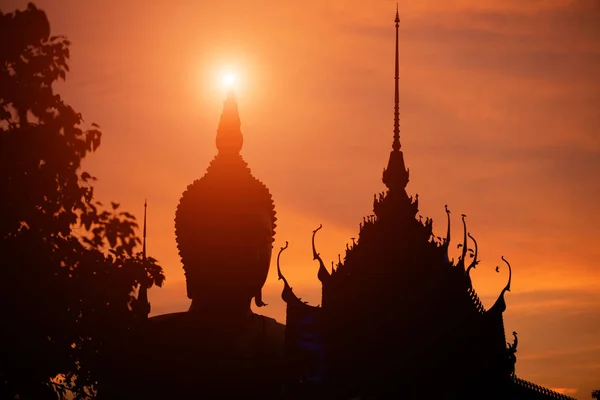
[184,208,274,304]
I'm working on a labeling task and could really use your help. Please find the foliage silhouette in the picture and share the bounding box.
[0,3,164,399]
[592,389,599,399]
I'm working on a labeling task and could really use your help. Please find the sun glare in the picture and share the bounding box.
[201,61,260,102]
[221,72,237,89]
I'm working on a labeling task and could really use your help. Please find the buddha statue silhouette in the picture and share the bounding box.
[101,89,285,399]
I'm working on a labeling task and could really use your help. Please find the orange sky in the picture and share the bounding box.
[8,0,600,397]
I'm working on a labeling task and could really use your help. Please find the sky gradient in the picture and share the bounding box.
[6,0,600,397]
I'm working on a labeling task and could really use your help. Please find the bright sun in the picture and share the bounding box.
[221,72,237,89]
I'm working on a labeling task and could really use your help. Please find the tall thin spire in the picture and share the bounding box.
[382,6,409,192]
[142,199,147,260]
[393,4,400,151]
[138,199,150,317]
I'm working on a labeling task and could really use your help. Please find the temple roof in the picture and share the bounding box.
[512,376,577,400]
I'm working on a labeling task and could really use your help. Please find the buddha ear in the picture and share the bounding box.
[254,289,267,307]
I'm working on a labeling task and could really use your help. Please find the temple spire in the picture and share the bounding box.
[393,4,400,152]
[142,199,147,259]
[216,89,243,155]
[138,199,150,317]
[382,7,410,192]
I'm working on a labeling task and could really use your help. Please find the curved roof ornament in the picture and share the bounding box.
[442,205,451,262]
[313,224,331,284]
[507,331,518,353]
[489,256,512,314]
[465,232,480,286]
[276,242,291,292]
[507,331,519,376]
[456,214,468,270]
[501,255,512,293]
[276,242,303,305]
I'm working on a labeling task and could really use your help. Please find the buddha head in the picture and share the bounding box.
[175,90,276,307]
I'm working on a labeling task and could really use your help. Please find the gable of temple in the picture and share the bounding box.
[316,202,515,397]
[277,8,576,400]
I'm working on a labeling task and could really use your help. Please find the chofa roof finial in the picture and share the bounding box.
[456,214,468,270]
[312,224,331,284]
[276,241,290,284]
[489,256,513,314]
[277,241,302,305]
[441,205,452,264]
[465,232,480,285]
[501,256,512,293]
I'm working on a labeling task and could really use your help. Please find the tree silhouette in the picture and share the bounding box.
[0,3,164,399]
[592,389,599,399]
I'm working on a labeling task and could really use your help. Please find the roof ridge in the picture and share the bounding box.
[513,376,577,400]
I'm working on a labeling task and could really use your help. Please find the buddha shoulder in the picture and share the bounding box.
[144,311,285,349]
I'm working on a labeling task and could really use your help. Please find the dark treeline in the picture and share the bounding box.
[1,3,164,399]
